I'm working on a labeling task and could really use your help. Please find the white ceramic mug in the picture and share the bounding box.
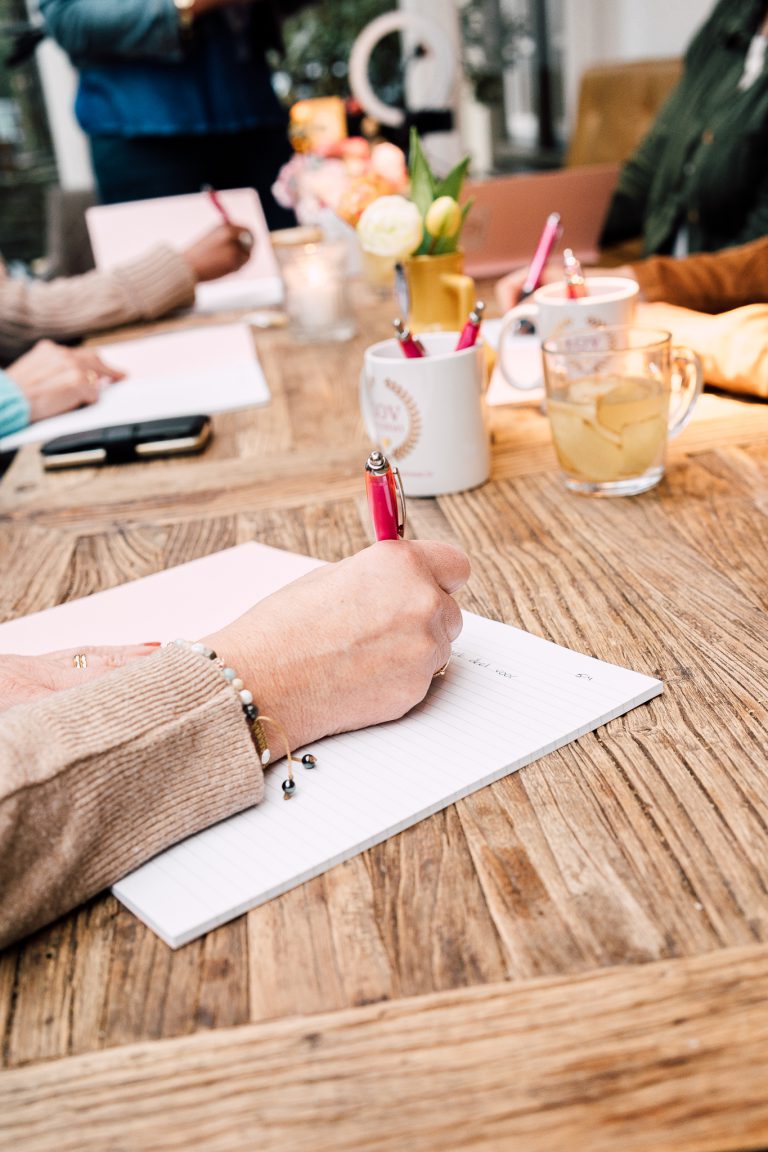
[498,276,640,390]
[360,332,490,497]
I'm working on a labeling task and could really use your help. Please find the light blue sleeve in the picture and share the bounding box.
[39,0,184,63]
[0,371,30,439]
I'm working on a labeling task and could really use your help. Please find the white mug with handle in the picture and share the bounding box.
[360,332,490,498]
[498,276,640,391]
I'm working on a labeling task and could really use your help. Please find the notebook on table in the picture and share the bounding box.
[462,163,620,278]
[0,542,662,948]
[0,323,270,451]
[86,188,283,312]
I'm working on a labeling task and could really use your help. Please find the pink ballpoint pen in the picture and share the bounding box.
[365,450,406,541]
[393,318,426,359]
[455,300,485,350]
[563,248,588,299]
[520,211,561,300]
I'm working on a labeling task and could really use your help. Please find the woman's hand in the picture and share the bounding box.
[5,340,125,423]
[204,540,470,754]
[182,223,254,282]
[0,644,161,711]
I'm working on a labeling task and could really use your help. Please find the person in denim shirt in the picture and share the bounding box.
[40,0,310,227]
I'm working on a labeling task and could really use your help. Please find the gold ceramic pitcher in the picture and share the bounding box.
[404,251,476,333]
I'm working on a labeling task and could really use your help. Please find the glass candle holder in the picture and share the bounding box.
[276,236,356,343]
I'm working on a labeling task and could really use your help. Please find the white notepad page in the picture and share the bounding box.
[86,189,283,313]
[0,543,662,948]
[0,324,270,451]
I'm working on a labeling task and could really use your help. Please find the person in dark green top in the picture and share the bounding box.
[600,0,768,256]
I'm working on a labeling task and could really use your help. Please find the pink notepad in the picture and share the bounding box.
[86,188,283,312]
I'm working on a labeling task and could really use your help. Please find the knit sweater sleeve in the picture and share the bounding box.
[0,370,30,438]
[0,246,196,364]
[632,237,768,314]
[0,645,264,948]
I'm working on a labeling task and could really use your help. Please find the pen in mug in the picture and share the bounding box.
[520,211,561,301]
[365,450,406,541]
[455,300,485,350]
[393,318,426,359]
[563,248,587,299]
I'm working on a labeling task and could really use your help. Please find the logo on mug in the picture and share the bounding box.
[367,375,422,459]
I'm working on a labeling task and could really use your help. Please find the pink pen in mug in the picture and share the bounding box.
[563,248,587,299]
[365,450,406,541]
[393,318,426,359]
[455,300,485,350]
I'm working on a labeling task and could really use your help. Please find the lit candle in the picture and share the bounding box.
[280,240,354,342]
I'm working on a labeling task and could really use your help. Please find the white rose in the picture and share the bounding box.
[356,195,423,259]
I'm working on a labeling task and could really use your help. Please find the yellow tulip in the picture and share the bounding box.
[425,195,461,239]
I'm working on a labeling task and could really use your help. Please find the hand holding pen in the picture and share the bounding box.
[204,186,255,255]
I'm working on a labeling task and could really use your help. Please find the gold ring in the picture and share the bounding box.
[72,653,88,670]
[85,370,98,385]
[433,654,451,678]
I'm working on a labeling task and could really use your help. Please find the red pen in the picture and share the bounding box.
[393,318,425,359]
[455,300,485,350]
[206,186,233,226]
[563,248,587,299]
[365,450,406,541]
[520,212,561,300]
[205,186,254,252]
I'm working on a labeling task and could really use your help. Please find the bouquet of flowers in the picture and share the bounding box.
[356,129,472,266]
[271,136,410,227]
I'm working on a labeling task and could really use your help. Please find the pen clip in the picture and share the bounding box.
[393,465,406,538]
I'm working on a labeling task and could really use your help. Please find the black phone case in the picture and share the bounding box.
[41,415,211,465]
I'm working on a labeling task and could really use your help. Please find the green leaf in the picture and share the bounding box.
[408,127,436,221]
[434,156,470,202]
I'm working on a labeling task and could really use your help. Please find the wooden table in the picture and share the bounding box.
[2,288,768,1151]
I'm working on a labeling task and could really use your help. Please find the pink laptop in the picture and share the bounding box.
[461,163,620,278]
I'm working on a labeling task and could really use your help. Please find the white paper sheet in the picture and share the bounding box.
[86,189,283,312]
[0,543,662,948]
[0,323,270,450]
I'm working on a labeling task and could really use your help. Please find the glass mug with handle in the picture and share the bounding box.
[541,325,703,496]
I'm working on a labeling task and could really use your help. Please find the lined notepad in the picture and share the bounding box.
[0,544,662,948]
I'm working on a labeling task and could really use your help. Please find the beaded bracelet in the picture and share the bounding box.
[170,639,316,798]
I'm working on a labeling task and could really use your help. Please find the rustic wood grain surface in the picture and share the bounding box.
[1,285,768,1150]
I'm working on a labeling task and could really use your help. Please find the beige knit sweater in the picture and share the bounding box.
[0,645,263,949]
[0,245,196,364]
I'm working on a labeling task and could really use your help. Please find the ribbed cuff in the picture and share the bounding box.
[112,245,197,319]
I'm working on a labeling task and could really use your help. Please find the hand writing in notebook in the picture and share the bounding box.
[0,540,469,947]
[202,540,469,752]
